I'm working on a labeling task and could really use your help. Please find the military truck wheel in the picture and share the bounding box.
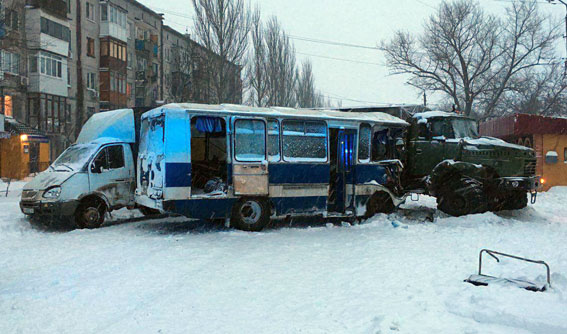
[75,197,106,229]
[231,198,270,232]
[500,191,528,211]
[364,191,395,218]
[437,177,487,216]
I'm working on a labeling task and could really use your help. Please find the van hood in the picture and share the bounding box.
[23,171,74,191]
[76,109,135,144]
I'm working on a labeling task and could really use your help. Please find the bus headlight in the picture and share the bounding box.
[43,187,61,199]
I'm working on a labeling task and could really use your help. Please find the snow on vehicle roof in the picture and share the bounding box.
[413,111,470,120]
[76,109,135,144]
[144,103,408,126]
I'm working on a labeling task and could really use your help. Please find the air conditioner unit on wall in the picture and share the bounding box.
[88,89,99,99]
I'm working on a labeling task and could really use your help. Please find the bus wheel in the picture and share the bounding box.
[75,197,106,229]
[364,191,395,219]
[231,198,270,231]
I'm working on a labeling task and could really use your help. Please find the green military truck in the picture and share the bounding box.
[341,107,540,216]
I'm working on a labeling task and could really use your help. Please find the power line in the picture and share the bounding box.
[149,5,381,51]
[296,51,383,66]
[413,0,437,10]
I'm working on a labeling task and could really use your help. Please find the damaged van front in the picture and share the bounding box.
[20,109,136,228]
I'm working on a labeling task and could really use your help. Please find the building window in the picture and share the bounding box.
[101,39,126,61]
[87,72,96,90]
[545,151,558,164]
[109,5,127,28]
[108,72,125,94]
[1,51,20,74]
[28,94,67,134]
[2,96,13,118]
[100,3,108,21]
[87,37,95,57]
[38,52,63,78]
[86,2,95,21]
[40,17,70,42]
[5,9,19,31]
[564,148,567,163]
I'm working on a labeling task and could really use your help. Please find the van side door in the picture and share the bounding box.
[232,118,268,196]
[89,144,134,208]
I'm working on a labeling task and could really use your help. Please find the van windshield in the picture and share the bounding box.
[51,144,99,172]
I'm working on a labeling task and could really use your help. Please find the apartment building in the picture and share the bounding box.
[0,0,243,179]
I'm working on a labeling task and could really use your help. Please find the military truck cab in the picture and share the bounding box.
[405,111,540,215]
[20,109,137,228]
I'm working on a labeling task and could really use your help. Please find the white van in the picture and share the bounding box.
[20,109,138,228]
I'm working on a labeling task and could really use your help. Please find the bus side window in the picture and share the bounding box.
[234,119,266,161]
[371,128,388,162]
[282,120,327,161]
[268,119,280,162]
[358,123,371,162]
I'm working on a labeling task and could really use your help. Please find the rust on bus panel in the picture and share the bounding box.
[233,164,268,195]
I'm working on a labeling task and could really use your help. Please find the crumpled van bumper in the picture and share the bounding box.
[20,199,80,221]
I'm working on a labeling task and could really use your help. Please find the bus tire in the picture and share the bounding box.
[364,191,395,219]
[231,198,270,231]
[75,197,106,229]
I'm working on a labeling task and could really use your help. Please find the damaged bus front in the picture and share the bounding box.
[20,109,137,228]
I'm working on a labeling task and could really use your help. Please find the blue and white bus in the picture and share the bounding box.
[136,103,408,231]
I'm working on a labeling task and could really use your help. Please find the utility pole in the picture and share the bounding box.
[547,0,567,75]
[407,81,427,107]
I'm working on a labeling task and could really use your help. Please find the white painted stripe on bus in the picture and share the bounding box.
[164,187,191,200]
[163,184,329,200]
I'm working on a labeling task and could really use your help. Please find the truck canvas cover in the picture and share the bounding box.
[76,109,135,144]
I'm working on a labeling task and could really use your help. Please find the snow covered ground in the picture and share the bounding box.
[1,180,567,334]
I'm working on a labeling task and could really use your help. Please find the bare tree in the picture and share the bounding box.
[167,44,194,102]
[245,7,268,107]
[296,60,316,108]
[494,63,567,116]
[264,17,296,107]
[381,0,561,118]
[192,0,253,103]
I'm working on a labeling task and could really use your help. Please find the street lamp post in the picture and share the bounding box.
[547,0,567,75]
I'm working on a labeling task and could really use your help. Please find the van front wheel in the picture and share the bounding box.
[231,198,270,231]
[75,198,106,229]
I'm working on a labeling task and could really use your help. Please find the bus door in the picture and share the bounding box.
[232,118,269,196]
[328,128,357,213]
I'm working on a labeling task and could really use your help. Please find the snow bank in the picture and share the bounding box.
[0,190,566,333]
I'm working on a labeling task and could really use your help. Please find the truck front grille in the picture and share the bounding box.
[524,159,536,176]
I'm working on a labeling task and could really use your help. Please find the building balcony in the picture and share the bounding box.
[25,0,68,20]
[100,22,128,43]
[135,39,158,57]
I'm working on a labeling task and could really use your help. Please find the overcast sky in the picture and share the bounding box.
[138,0,563,107]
